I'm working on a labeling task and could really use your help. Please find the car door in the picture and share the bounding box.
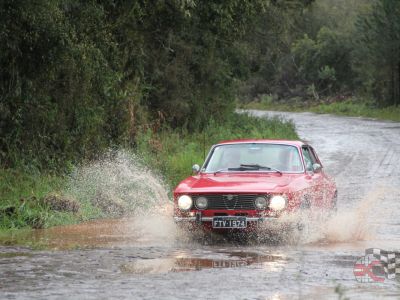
[309,146,333,207]
[301,146,323,207]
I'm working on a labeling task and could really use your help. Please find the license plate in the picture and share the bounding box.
[212,217,246,228]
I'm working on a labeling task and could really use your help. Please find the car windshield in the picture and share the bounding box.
[203,143,303,173]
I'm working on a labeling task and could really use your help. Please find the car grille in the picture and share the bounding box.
[192,194,268,210]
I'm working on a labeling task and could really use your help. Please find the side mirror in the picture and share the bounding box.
[313,163,322,172]
[192,164,200,174]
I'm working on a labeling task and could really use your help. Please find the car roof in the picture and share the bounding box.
[216,139,307,147]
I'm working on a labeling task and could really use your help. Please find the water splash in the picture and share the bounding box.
[66,150,171,217]
[274,186,395,245]
[252,186,394,245]
[314,185,397,243]
[63,149,177,246]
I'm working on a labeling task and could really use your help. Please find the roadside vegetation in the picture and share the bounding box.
[243,98,400,122]
[239,0,400,118]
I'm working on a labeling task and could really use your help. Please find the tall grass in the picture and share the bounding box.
[0,170,74,230]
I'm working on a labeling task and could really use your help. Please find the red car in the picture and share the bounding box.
[173,139,337,232]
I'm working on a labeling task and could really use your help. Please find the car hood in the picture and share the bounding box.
[174,173,303,194]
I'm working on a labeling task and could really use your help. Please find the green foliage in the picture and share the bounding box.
[0,1,127,169]
[0,169,68,229]
[290,27,353,95]
[237,0,316,100]
[309,100,400,121]
[0,0,266,170]
[239,0,400,110]
[355,0,400,106]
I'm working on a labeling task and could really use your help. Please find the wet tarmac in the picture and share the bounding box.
[1,110,400,299]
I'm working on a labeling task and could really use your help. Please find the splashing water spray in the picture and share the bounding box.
[265,185,394,245]
[251,185,396,246]
[64,150,177,245]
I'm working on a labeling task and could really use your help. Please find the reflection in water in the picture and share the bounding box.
[120,251,286,274]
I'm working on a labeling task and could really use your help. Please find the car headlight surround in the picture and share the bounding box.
[254,196,268,210]
[269,195,287,211]
[195,196,208,209]
[177,195,193,211]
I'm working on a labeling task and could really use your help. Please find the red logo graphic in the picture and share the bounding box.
[353,255,385,283]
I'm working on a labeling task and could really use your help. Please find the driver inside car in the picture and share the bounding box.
[276,147,302,172]
[276,148,291,171]
[220,150,241,169]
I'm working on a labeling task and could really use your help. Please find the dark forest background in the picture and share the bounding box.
[1,0,399,170]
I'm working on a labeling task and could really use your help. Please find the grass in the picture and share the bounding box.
[0,170,77,230]
[242,98,400,122]
[0,169,55,230]
[0,112,298,232]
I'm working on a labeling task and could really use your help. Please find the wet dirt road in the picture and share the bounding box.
[1,110,400,299]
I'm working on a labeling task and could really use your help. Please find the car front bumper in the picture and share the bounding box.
[173,216,279,223]
[173,212,303,232]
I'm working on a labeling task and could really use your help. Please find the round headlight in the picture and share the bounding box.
[177,195,193,211]
[195,196,208,209]
[269,195,287,211]
[254,196,267,210]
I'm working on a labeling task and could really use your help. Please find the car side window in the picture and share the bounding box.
[302,146,314,171]
[309,147,320,165]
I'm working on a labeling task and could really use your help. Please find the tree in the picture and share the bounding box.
[0,0,268,168]
[290,27,354,97]
[356,0,400,106]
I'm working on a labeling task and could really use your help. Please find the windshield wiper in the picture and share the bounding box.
[240,164,282,175]
[214,168,230,174]
[214,165,282,175]
[214,166,256,174]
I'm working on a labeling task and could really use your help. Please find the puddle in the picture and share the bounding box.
[0,215,177,250]
[0,218,145,250]
[120,251,286,274]
[32,218,141,249]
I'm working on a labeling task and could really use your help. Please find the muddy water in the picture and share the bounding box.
[1,111,400,299]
